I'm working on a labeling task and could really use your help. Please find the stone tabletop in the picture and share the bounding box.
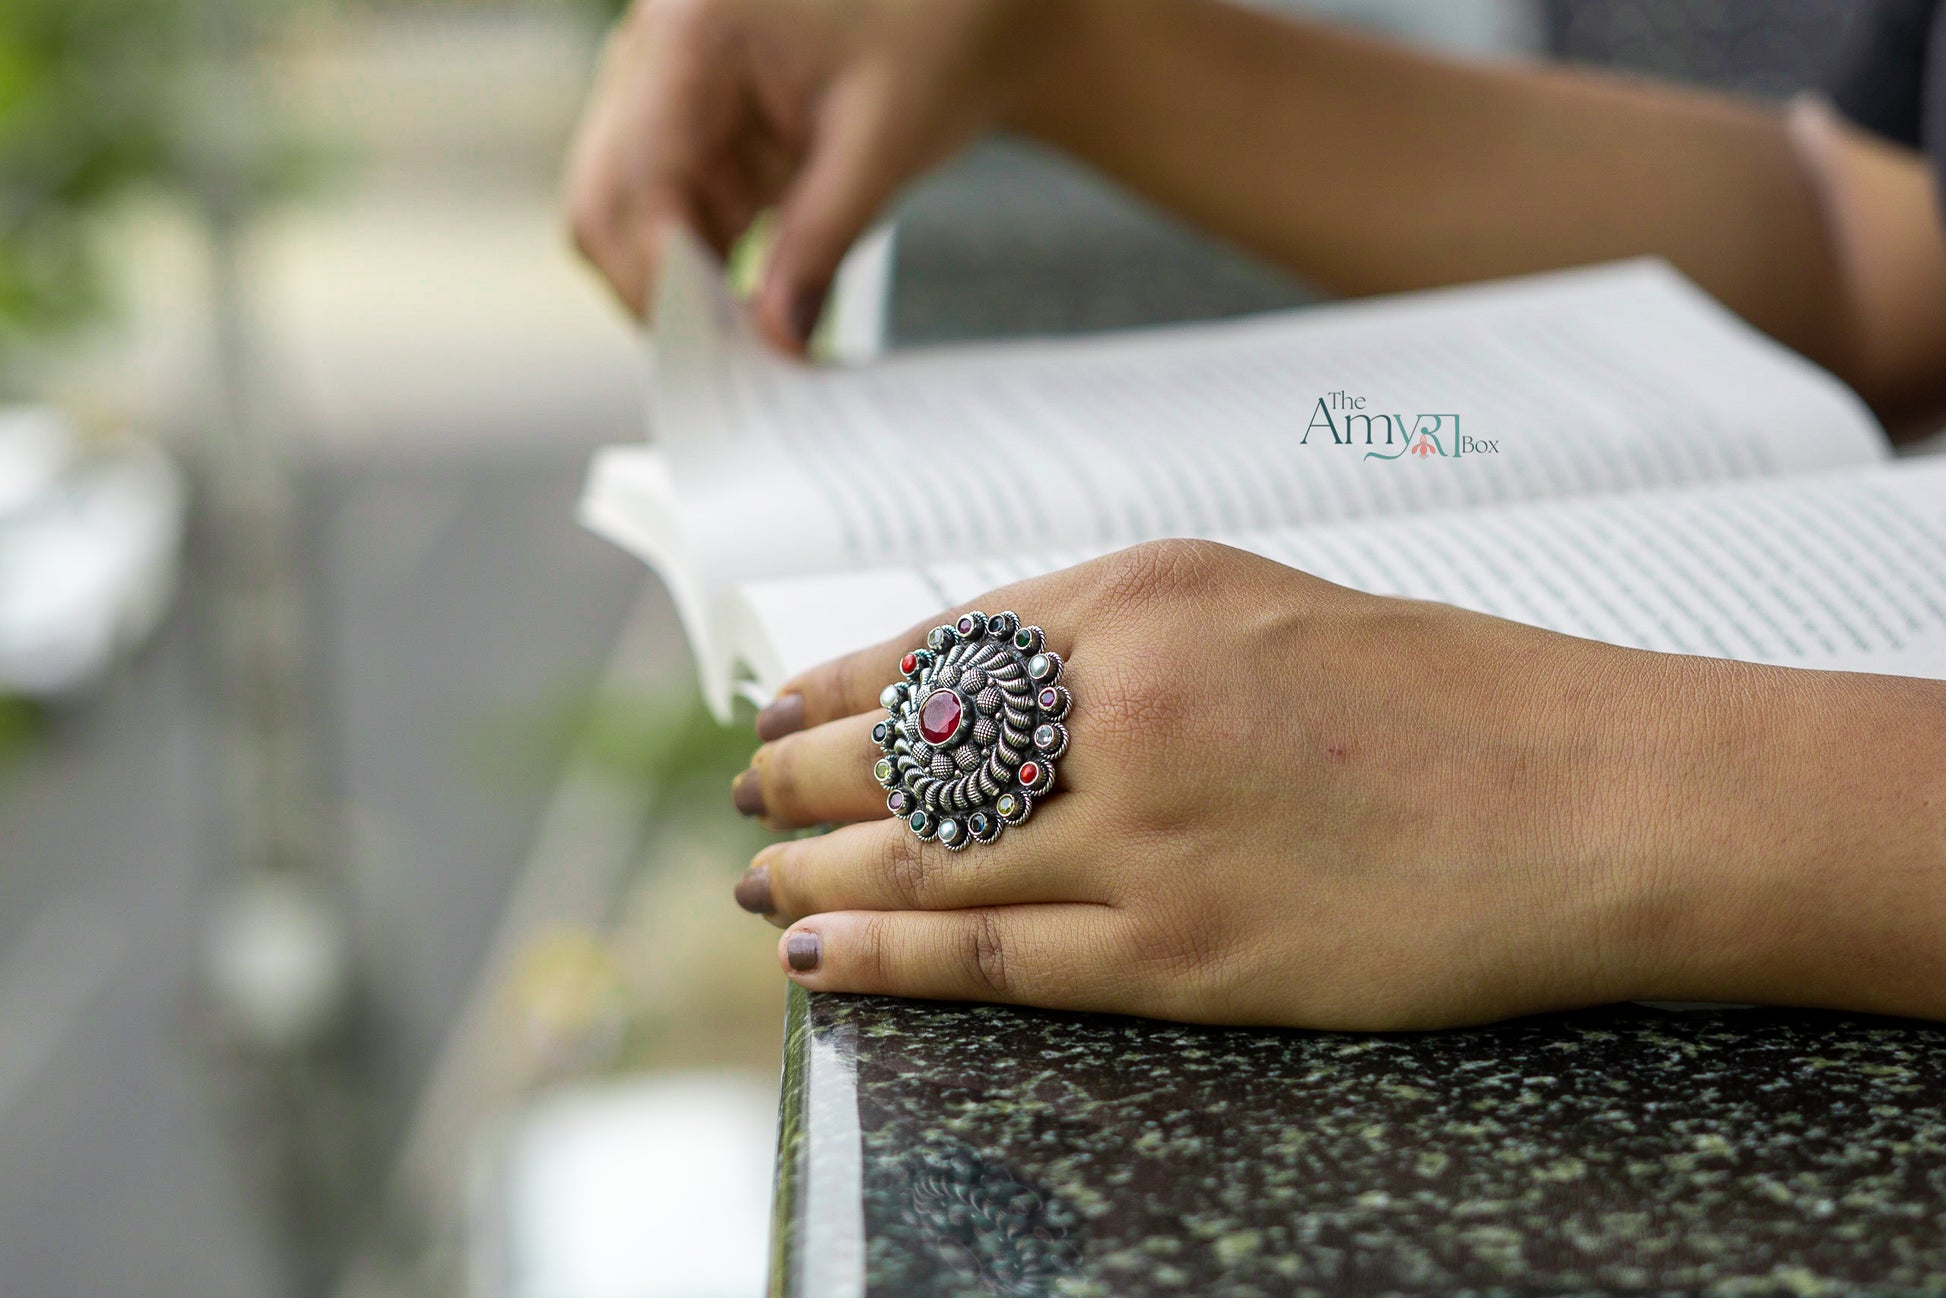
[771,988,1946,1296]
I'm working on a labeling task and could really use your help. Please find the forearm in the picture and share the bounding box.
[1011,0,1845,383]
[1629,658,1946,1019]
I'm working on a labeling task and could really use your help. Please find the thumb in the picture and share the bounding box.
[757,68,913,353]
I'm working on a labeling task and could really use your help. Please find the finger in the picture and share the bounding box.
[776,905,1134,1010]
[566,0,741,315]
[565,91,658,317]
[739,806,1102,924]
[565,8,669,315]
[755,632,904,741]
[738,713,888,830]
[755,569,1091,740]
[754,65,915,352]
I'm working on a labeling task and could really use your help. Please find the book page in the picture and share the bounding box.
[730,459,1946,694]
[653,231,1886,597]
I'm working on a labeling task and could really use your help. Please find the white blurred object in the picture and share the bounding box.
[0,408,74,520]
[479,1074,777,1298]
[0,407,186,699]
[202,874,352,1053]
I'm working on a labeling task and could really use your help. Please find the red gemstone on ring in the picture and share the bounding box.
[900,653,918,676]
[917,691,964,745]
[1018,761,1041,787]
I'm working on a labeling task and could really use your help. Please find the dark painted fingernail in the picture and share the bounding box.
[734,864,774,915]
[786,930,821,973]
[732,768,765,818]
[788,284,827,346]
[755,693,805,742]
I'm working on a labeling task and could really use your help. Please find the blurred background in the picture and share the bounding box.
[0,1,1860,1296]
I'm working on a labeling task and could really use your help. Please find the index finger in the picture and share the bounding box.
[755,566,1087,741]
[564,0,738,314]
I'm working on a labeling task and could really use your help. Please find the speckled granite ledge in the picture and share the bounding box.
[770,988,1946,1297]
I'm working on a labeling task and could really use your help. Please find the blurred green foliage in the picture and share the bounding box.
[0,696,41,772]
[0,0,197,343]
[0,0,320,358]
[571,689,762,818]
[465,685,761,818]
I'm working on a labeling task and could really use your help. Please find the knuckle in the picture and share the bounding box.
[854,914,895,985]
[1092,538,1226,614]
[964,911,1011,998]
[759,740,801,815]
[823,647,894,722]
[766,841,807,913]
[1064,544,1255,771]
[825,655,860,720]
[878,830,936,909]
[1122,898,1232,984]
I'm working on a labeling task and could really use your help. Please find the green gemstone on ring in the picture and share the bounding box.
[1013,628,1034,650]
[997,793,1019,818]
[873,758,894,784]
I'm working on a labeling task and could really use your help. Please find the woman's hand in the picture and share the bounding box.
[565,0,1055,352]
[729,540,1946,1029]
[731,537,1946,1027]
[727,541,1730,1029]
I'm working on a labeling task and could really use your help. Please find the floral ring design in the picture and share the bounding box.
[872,611,1069,851]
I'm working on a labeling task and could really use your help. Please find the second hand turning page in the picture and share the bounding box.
[652,231,1885,598]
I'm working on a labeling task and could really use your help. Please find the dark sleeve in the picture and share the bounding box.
[1826,0,1941,150]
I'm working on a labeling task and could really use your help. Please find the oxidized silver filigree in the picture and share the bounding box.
[873,610,1069,850]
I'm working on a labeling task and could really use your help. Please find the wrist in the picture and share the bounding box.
[1609,658,1946,1015]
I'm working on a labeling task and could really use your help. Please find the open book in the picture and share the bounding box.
[583,232,1946,717]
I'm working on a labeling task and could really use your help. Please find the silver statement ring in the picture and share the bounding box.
[872,611,1069,851]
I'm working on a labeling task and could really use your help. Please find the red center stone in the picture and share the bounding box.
[917,690,963,745]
